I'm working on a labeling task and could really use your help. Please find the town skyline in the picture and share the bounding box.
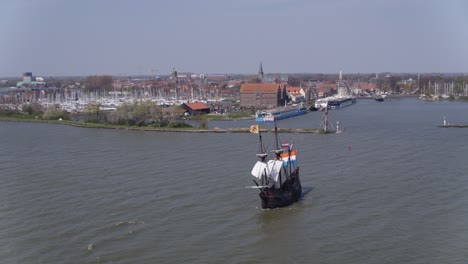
[1,0,467,77]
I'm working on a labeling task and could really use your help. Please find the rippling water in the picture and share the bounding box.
[1,97,468,263]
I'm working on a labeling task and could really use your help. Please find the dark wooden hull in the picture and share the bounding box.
[259,167,302,209]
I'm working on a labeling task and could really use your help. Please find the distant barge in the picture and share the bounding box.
[255,105,307,122]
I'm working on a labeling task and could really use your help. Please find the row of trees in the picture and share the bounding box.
[0,101,191,128]
[0,103,69,120]
[82,101,189,127]
[84,75,113,92]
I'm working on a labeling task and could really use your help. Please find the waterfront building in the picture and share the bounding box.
[351,82,377,95]
[181,102,210,115]
[289,92,305,103]
[239,83,288,108]
[313,82,337,98]
[16,72,47,87]
[285,87,307,103]
[23,72,32,83]
[399,78,416,85]
[204,74,230,85]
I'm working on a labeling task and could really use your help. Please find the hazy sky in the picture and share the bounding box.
[1,0,467,77]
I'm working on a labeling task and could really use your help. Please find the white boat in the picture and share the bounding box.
[327,96,356,109]
[315,96,356,109]
[314,98,329,109]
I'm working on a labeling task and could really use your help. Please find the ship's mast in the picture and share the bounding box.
[274,120,279,150]
[258,131,264,154]
[256,125,267,162]
[273,119,283,186]
[288,143,292,176]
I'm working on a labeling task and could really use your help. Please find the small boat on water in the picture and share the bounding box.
[248,121,302,209]
[314,96,356,110]
[327,96,356,109]
[255,105,307,122]
[374,95,385,102]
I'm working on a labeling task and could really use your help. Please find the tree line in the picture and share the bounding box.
[0,100,191,128]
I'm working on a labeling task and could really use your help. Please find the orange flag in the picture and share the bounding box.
[249,125,259,134]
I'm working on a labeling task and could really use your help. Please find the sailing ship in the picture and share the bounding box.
[248,121,302,209]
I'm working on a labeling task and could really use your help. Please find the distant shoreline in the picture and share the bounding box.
[438,125,468,128]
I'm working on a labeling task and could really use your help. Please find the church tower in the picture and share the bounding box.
[258,62,264,82]
[170,66,178,84]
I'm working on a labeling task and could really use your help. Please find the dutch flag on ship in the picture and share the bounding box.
[281,150,297,167]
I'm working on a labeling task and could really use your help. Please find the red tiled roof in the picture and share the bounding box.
[287,87,302,93]
[184,102,209,110]
[240,83,281,93]
[316,83,337,90]
[356,83,377,90]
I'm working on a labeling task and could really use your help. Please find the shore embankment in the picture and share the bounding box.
[0,118,326,133]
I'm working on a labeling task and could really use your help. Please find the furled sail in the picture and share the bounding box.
[251,161,267,179]
[267,160,283,182]
[251,160,283,183]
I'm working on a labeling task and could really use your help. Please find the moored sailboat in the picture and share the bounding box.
[248,121,302,209]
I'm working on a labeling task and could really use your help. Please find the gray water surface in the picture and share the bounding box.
[1,97,468,263]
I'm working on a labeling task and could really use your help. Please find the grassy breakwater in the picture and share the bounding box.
[0,116,326,133]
